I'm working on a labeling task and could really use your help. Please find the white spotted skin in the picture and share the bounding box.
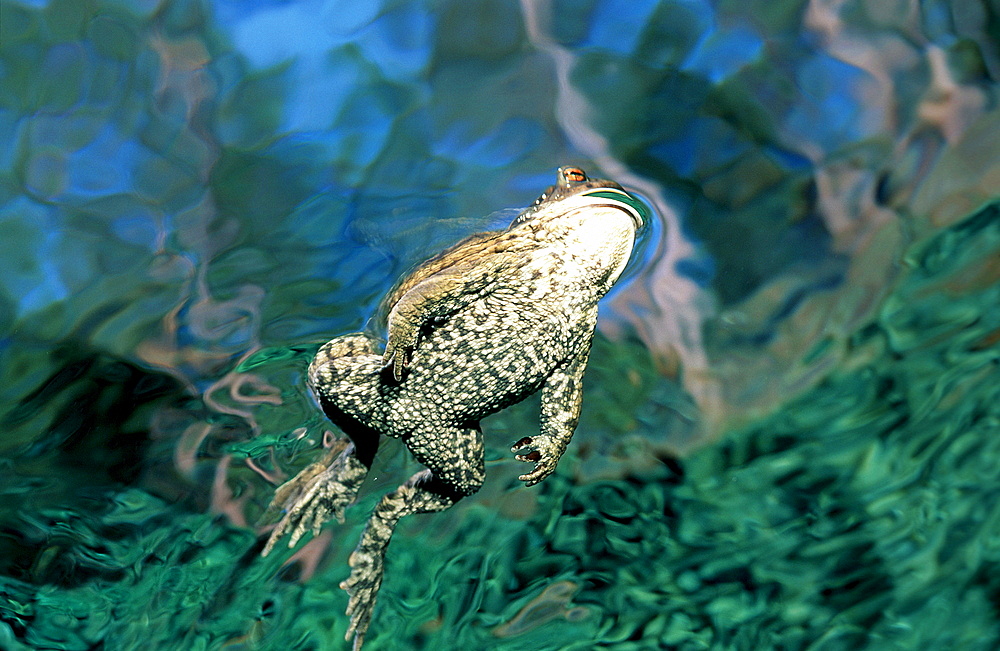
[265,167,647,649]
[307,171,642,493]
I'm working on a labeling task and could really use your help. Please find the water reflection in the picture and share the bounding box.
[0,0,997,649]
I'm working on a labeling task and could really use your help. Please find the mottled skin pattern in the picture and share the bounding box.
[261,167,647,649]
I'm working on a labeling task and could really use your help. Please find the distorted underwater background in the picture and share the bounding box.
[1,0,998,649]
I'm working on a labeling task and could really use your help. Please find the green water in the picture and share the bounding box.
[2,201,997,649]
[1,0,999,649]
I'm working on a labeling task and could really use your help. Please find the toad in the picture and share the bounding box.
[261,166,649,649]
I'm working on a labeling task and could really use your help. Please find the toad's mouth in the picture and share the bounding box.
[579,188,651,229]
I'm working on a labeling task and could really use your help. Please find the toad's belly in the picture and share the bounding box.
[384,297,590,421]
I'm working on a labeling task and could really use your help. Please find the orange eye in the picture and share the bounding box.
[564,168,586,182]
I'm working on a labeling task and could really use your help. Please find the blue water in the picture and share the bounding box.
[1,1,998,649]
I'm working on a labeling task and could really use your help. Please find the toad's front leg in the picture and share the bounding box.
[512,341,592,486]
[381,253,519,382]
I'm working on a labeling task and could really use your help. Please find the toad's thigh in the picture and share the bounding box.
[310,352,388,430]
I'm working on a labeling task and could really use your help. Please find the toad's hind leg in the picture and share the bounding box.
[341,425,485,649]
[261,334,384,556]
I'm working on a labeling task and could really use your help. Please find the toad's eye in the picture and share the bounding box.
[564,168,587,183]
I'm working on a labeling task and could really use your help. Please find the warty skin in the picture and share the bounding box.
[261,166,649,649]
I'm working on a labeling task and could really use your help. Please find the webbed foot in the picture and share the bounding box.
[340,545,385,649]
[261,442,365,556]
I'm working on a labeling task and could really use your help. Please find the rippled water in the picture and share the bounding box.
[1,1,998,649]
